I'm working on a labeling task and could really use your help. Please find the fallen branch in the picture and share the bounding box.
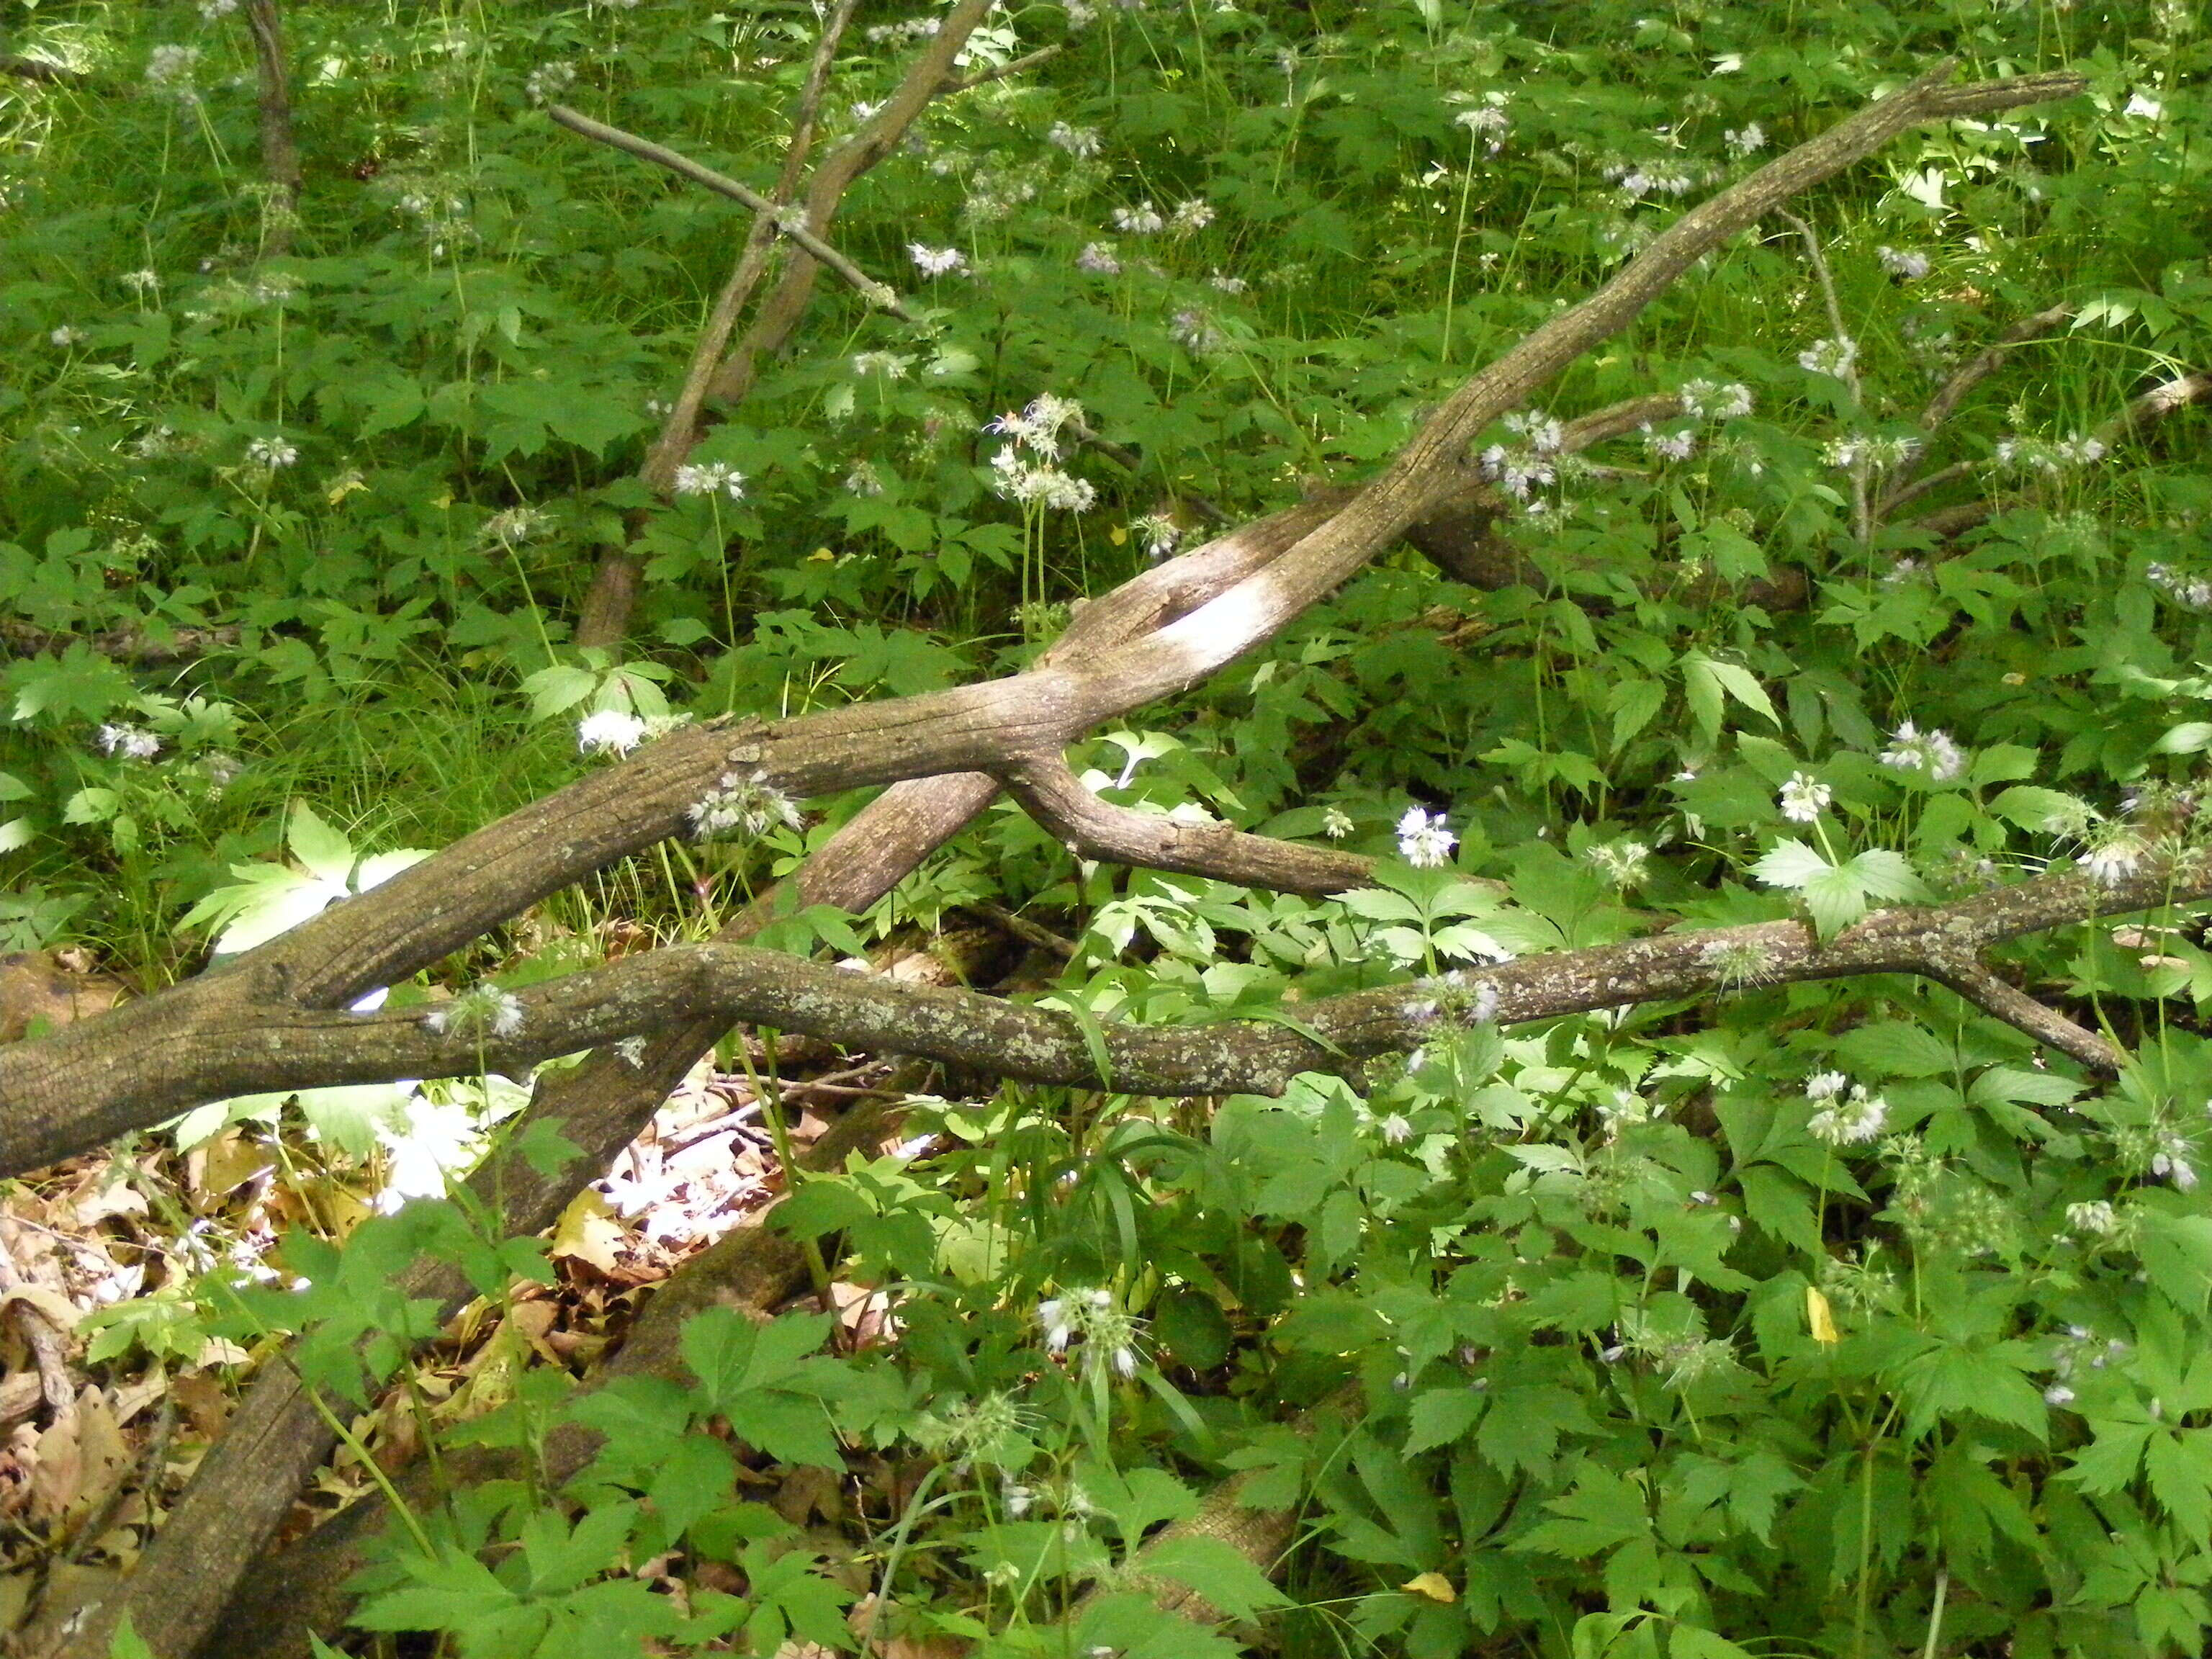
[0,66,2093,1176]
[1911,368,2212,541]
[942,43,1064,95]
[0,620,242,663]
[545,103,913,322]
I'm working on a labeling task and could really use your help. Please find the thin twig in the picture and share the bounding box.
[1910,369,2212,541]
[1068,420,1228,524]
[966,899,1078,960]
[546,104,912,321]
[636,0,858,495]
[941,43,1064,94]
[1776,210,1870,545]
[1917,304,2074,432]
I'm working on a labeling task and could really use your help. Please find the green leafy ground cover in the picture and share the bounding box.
[4,0,2212,1654]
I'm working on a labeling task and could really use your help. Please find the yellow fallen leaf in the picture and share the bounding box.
[549,1188,626,1274]
[1110,525,1128,546]
[1402,1572,1457,1604]
[1806,1285,1840,1345]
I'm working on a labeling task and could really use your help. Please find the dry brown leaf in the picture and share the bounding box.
[506,1299,565,1367]
[169,1373,230,1440]
[30,1388,127,1526]
[772,1465,844,1528]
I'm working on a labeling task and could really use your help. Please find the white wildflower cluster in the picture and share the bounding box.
[1075,241,1122,274]
[1700,935,1776,989]
[96,723,163,761]
[908,243,967,278]
[2154,1129,2198,1191]
[2146,562,2212,611]
[424,982,526,1042]
[2042,1324,2131,1408]
[1584,839,1650,889]
[1822,432,1921,471]
[963,163,1046,222]
[1991,433,2108,474]
[1321,805,1355,840]
[523,61,577,104]
[1395,806,1456,868]
[576,709,647,757]
[985,395,1096,512]
[673,460,745,500]
[1878,720,1965,782]
[844,462,885,497]
[1611,159,1706,201]
[1169,308,1224,354]
[245,435,299,469]
[1797,336,1858,379]
[480,505,551,546]
[987,394,1082,454]
[1778,771,1831,822]
[913,1391,1034,1467]
[1601,1313,1740,1392]
[121,269,161,295]
[1452,91,1511,151]
[690,768,804,840]
[2064,1199,2121,1238]
[1877,246,1931,279]
[1207,270,1249,295]
[49,326,84,348]
[1048,122,1102,158]
[1676,378,1754,422]
[1478,409,1564,505]
[1805,1071,1888,1146]
[1036,1287,1145,1380]
[199,0,240,17]
[387,176,477,258]
[1723,123,1766,155]
[1171,198,1215,233]
[865,16,941,43]
[1641,424,1698,462]
[850,351,909,379]
[145,43,202,98]
[178,274,302,323]
[1128,513,1182,559]
[2079,826,2146,886]
[131,425,185,460]
[1111,202,1166,235]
